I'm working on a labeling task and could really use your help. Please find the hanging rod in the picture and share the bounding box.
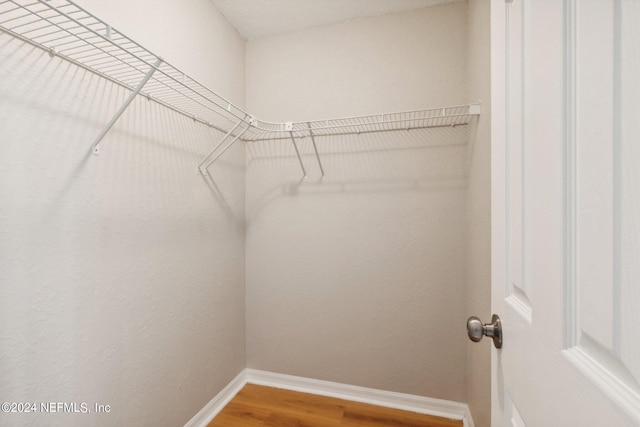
[0,0,480,178]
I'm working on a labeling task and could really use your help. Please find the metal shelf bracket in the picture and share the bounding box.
[289,132,308,181]
[198,120,251,176]
[307,122,325,181]
[197,117,246,175]
[91,57,163,155]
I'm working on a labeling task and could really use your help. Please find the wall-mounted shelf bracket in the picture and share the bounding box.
[198,120,251,176]
[307,122,325,181]
[197,116,246,175]
[289,132,307,181]
[91,57,163,155]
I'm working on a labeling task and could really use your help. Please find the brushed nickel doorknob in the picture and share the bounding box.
[467,314,502,348]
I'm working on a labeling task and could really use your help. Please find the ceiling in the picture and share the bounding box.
[209,0,464,40]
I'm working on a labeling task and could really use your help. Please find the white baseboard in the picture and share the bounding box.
[246,369,474,427]
[183,370,247,427]
[184,368,475,427]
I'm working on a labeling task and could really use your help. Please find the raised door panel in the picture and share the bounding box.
[505,0,532,320]
[564,0,640,421]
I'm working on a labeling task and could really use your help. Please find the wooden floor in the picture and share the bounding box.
[208,384,462,427]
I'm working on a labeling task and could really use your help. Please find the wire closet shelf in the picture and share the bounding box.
[0,0,480,179]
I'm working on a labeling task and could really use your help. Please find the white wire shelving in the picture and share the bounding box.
[0,0,480,179]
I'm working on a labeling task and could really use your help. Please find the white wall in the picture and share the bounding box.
[465,1,492,426]
[0,0,246,425]
[246,4,467,122]
[76,0,245,104]
[245,3,470,402]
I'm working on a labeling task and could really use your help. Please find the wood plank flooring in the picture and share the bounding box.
[208,384,463,427]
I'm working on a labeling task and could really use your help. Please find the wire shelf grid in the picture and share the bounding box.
[0,0,480,176]
[0,0,248,134]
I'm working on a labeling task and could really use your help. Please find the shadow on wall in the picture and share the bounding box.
[245,123,472,223]
[0,36,246,228]
[244,117,470,400]
[1,35,247,426]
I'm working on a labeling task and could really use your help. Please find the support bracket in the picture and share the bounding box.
[91,57,163,155]
[307,123,325,181]
[199,123,251,176]
[196,116,247,175]
[289,132,307,182]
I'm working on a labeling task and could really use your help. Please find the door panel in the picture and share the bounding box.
[563,0,640,418]
[509,399,527,427]
[505,0,532,319]
[573,0,616,352]
[618,0,640,387]
[491,0,640,425]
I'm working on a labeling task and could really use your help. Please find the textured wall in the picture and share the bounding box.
[465,1,492,426]
[75,0,246,105]
[246,3,468,122]
[0,1,246,426]
[211,0,466,39]
[245,3,470,402]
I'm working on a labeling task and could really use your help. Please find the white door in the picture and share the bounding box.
[490,0,640,426]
